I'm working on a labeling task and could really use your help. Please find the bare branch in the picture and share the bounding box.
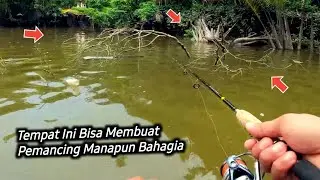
[62,28,289,77]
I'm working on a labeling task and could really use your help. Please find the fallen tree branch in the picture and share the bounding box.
[232,36,271,45]
[223,21,238,40]
[62,28,285,76]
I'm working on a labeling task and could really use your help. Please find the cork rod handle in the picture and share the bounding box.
[235,109,262,127]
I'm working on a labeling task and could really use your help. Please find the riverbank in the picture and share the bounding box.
[1,0,320,51]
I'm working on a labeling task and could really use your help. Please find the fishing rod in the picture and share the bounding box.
[183,68,320,180]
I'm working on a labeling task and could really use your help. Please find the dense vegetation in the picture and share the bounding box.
[0,0,77,26]
[1,0,320,51]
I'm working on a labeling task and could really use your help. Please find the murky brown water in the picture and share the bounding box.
[0,28,319,180]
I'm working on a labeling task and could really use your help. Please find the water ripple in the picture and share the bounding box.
[0,98,7,103]
[0,100,15,108]
[13,88,38,94]
[28,80,65,88]
[23,95,43,104]
[80,71,106,74]
[41,92,62,99]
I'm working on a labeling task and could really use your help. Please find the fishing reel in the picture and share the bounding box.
[220,152,264,180]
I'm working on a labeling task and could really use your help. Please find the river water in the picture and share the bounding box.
[0,28,319,180]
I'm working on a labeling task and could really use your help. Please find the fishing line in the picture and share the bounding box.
[173,58,228,158]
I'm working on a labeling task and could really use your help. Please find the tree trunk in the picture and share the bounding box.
[270,21,283,49]
[276,11,285,47]
[255,11,275,49]
[283,15,293,50]
[297,15,305,50]
[265,11,283,49]
[310,15,314,52]
[262,25,276,49]
[91,19,95,30]
[265,29,276,49]
[298,0,306,50]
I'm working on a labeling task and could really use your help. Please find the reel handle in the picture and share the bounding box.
[235,109,320,180]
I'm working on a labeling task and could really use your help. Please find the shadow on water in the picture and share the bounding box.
[0,28,319,180]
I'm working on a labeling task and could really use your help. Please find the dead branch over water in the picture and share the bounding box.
[63,28,291,76]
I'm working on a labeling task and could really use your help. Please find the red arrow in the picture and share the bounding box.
[271,76,289,93]
[23,26,44,43]
[166,9,181,23]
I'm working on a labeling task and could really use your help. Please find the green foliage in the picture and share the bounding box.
[61,8,86,15]
[264,0,287,8]
[70,6,122,27]
[243,0,320,16]
[69,0,158,27]
[71,7,97,16]
[32,0,77,16]
[134,1,158,21]
[285,0,320,13]
[0,0,76,17]
[86,0,110,10]
[184,29,193,38]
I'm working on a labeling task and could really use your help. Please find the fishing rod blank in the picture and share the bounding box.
[184,69,320,180]
[189,71,237,112]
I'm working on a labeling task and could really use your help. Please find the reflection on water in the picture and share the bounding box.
[191,43,217,59]
[0,28,319,180]
[75,32,86,44]
[0,100,15,108]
